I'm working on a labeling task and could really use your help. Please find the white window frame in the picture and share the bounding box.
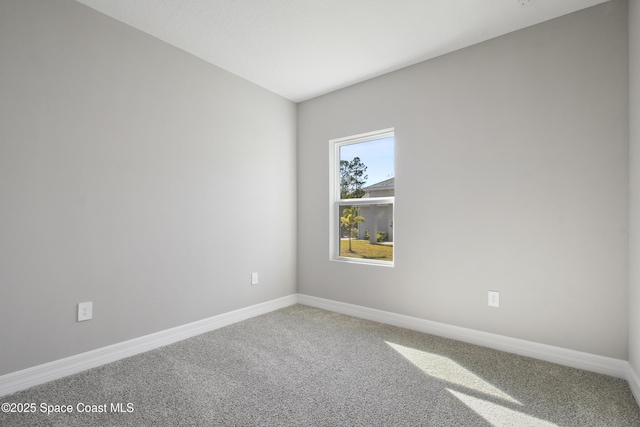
[329,128,395,266]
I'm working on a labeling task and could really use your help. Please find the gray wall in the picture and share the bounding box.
[630,0,640,373]
[0,0,297,375]
[298,1,629,359]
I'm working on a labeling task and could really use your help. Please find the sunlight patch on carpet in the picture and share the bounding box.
[386,342,520,405]
[448,389,559,427]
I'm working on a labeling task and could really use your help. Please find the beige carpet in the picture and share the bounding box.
[1,304,639,426]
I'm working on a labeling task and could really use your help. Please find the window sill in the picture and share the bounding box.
[332,257,394,267]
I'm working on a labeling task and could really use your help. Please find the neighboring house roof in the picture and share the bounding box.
[363,177,394,192]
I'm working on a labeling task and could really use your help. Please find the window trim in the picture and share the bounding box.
[329,128,395,266]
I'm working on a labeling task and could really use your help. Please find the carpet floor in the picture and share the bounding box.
[1,304,639,426]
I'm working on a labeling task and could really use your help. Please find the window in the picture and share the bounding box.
[330,129,395,265]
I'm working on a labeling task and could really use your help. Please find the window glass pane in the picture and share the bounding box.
[333,131,394,265]
[339,136,394,200]
[338,203,393,262]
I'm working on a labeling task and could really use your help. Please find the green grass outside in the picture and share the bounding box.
[340,239,393,261]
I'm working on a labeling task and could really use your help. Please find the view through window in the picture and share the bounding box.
[332,129,395,265]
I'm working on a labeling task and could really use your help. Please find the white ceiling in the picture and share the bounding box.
[73,0,609,103]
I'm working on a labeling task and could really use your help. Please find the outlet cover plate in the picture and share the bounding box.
[78,301,93,321]
[488,291,500,308]
[251,272,258,285]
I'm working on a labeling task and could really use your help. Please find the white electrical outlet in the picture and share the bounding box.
[251,272,259,285]
[78,301,93,321]
[488,291,500,308]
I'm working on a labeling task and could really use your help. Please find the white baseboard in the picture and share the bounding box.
[628,364,640,406]
[0,295,297,398]
[297,294,629,380]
